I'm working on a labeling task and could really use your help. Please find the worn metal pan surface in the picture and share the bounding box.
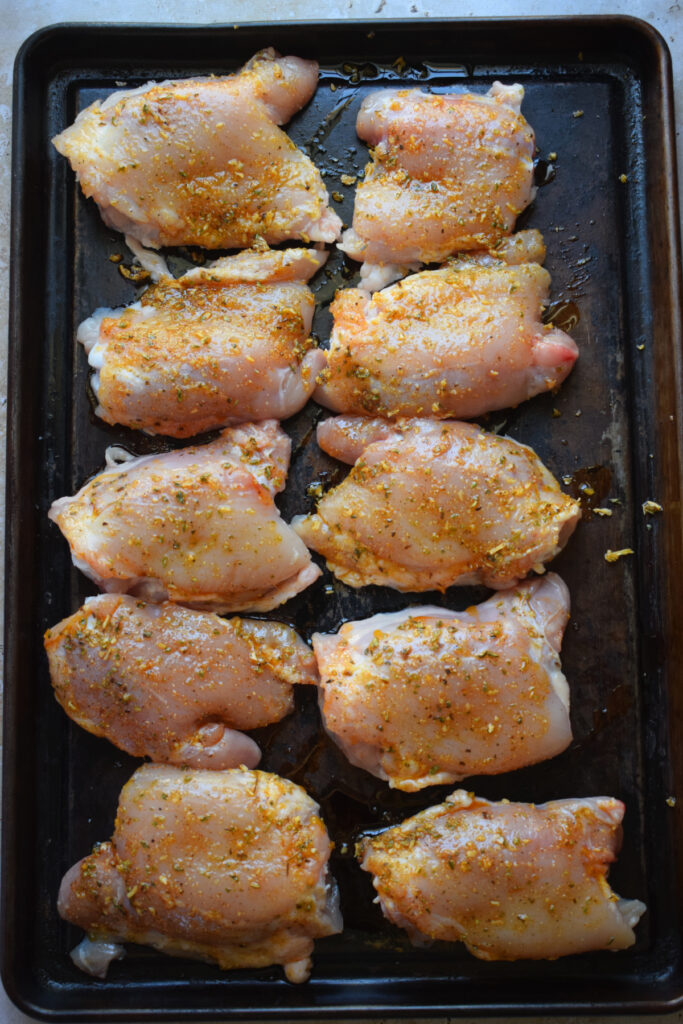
[4,15,683,1020]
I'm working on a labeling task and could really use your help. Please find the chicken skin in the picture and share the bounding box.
[312,574,571,790]
[79,248,327,438]
[339,83,535,285]
[52,49,342,249]
[45,595,318,769]
[358,790,646,961]
[49,420,320,613]
[59,765,342,981]
[293,417,580,592]
[315,231,578,420]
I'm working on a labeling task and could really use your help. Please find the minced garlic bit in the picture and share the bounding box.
[593,507,613,517]
[331,191,344,203]
[619,173,628,183]
[666,796,677,808]
[548,152,557,161]
[572,110,584,118]
[552,408,561,418]
[119,262,150,282]
[340,173,357,186]
[642,500,663,515]
[604,548,634,562]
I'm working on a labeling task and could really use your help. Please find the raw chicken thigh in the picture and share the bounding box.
[339,83,535,284]
[312,574,572,790]
[49,420,320,613]
[316,230,578,419]
[52,49,342,249]
[79,247,328,438]
[293,417,580,591]
[45,595,318,769]
[59,765,342,981]
[358,789,646,960]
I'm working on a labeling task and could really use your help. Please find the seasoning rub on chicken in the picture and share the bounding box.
[312,574,572,790]
[59,765,342,981]
[49,420,320,613]
[293,416,580,592]
[339,83,536,288]
[358,789,646,960]
[53,49,342,249]
[79,248,328,438]
[45,595,318,769]
[316,230,578,420]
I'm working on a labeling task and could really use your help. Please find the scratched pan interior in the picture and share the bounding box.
[5,15,683,1021]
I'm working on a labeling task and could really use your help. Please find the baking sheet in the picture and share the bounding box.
[4,16,683,1019]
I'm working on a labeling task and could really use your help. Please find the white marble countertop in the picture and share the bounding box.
[2,1,683,1021]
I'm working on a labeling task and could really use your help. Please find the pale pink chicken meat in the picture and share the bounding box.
[316,230,578,419]
[79,247,328,438]
[49,420,320,613]
[358,789,646,961]
[312,574,572,790]
[339,83,535,284]
[59,765,342,981]
[293,417,580,592]
[52,49,342,249]
[45,595,318,769]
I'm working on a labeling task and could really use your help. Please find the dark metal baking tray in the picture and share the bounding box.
[4,15,683,1021]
